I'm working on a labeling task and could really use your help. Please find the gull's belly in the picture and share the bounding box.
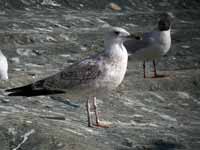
[97,61,127,91]
[60,66,126,99]
[62,73,123,100]
[133,42,170,61]
[133,47,161,61]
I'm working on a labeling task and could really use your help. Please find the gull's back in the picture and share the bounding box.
[124,30,171,61]
[124,32,154,53]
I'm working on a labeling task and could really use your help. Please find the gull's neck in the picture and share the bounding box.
[160,28,170,33]
[158,29,171,54]
[159,28,171,35]
[0,50,4,57]
[159,29,171,42]
[104,40,128,59]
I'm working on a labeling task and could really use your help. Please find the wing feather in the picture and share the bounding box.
[124,32,155,54]
[37,56,103,90]
[6,53,103,96]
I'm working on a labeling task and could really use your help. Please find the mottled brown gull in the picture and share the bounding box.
[6,27,138,127]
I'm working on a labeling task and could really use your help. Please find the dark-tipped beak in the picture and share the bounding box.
[127,34,142,40]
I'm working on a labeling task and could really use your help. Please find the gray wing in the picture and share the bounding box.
[39,56,102,90]
[124,32,155,54]
[6,55,103,96]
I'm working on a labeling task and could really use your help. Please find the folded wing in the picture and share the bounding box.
[6,56,102,97]
[124,32,155,54]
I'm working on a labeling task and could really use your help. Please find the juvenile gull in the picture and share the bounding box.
[0,50,8,80]
[6,27,138,127]
[124,12,174,78]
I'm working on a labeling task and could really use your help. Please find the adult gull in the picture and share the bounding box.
[124,12,174,78]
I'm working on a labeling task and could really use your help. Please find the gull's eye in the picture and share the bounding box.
[114,31,120,35]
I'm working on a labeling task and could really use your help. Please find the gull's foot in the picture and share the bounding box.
[88,124,94,128]
[87,122,110,128]
[95,121,112,128]
[152,74,168,78]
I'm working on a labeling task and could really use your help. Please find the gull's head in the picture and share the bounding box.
[104,27,131,45]
[158,12,174,31]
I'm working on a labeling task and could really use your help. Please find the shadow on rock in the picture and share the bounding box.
[152,139,185,150]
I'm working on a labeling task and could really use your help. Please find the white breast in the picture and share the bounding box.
[158,30,171,55]
[98,45,128,90]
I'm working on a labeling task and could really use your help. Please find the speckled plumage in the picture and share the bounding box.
[6,27,129,98]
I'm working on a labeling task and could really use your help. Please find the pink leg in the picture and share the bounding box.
[153,60,157,77]
[86,99,92,127]
[152,60,168,78]
[143,61,146,78]
[93,97,99,125]
[93,97,110,128]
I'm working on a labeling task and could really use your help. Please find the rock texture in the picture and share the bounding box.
[0,1,200,150]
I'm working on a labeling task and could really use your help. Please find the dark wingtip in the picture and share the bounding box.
[5,84,31,93]
[6,89,66,97]
[5,88,14,92]
[7,92,23,96]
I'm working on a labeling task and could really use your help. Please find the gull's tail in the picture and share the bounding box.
[5,83,65,97]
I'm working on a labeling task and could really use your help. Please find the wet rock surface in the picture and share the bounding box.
[0,0,200,150]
